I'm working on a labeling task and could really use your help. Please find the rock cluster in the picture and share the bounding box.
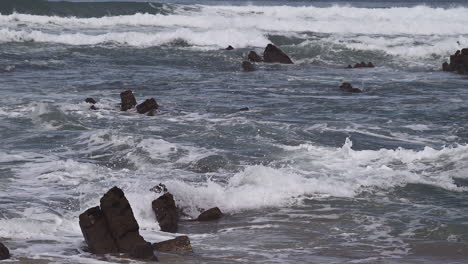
[442,48,468,75]
[346,62,375,68]
[0,242,10,260]
[247,44,293,65]
[79,187,156,260]
[339,82,362,93]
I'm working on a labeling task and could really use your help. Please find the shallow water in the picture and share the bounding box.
[1,0,468,263]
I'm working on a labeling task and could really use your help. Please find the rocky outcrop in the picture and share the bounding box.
[263,44,293,64]
[197,207,223,221]
[238,107,249,112]
[443,48,468,74]
[153,236,193,253]
[79,187,156,260]
[339,82,362,93]
[225,45,234,50]
[120,90,137,111]
[0,242,10,260]
[136,98,159,115]
[347,62,375,69]
[248,51,263,62]
[152,193,179,233]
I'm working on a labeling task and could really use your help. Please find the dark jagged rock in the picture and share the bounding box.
[79,187,156,260]
[120,90,137,111]
[443,48,468,74]
[0,242,10,260]
[90,105,98,111]
[238,107,249,112]
[248,51,263,62]
[339,82,362,93]
[152,193,179,233]
[100,187,151,255]
[79,206,119,254]
[150,183,168,194]
[136,98,159,114]
[85,98,97,104]
[153,236,193,253]
[263,44,293,64]
[197,207,223,221]
[225,45,234,50]
[242,61,255,72]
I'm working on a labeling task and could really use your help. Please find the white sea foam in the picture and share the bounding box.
[0,5,467,56]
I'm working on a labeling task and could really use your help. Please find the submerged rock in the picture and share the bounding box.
[136,98,159,114]
[190,155,228,173]
[339,82,362,93]
[152,193,179,233]
[238,107,250,112]
[0,242,10,260]
[85,98,97,104]
[79,187,156,260]
[153,236,193,253]
[263,44,293,64]
[150,183,168,194]
[349,62,375,68]
[120,90,137,111]
[242,61,255,72]
[197,207,223,221]
[248,51,263,62]
[225,45,234,50]
[443,48,468,74]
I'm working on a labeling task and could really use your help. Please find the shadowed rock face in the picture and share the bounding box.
[263,44,293,64]
[136,98,159,114]
[443,48,468,75]
[79,206,119,254]
[0,242,10,260]
[197,207,223,221]
[153,236,193,253]
[152,193,179,233]
[120,90,137,111]
[79,187,156,260]
[248,51,263,62]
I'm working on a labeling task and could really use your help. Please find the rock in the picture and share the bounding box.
[238,107,249,112]
[120,90,137,111]
[339,82,362,93]
[90,105,98,111]
[248,51,263,62]
[197,207,223,221]
[85,98,96,104]
[152,193,179,233]
[346,65,353,69]
[242,61,255,72]
[0,242,10,260]
[100,187,151,256]
[136,98,159,114]
[129,242,156,260]
[150,183,168,194]
[367,62,375,68]
[443,48,468,74]
[263,44,293,64]
[153,236,193,253]
[225,45,234,50]
[348,62,375,68]
[79,206,119,254]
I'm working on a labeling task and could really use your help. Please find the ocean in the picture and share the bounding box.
[1,0,468,263]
